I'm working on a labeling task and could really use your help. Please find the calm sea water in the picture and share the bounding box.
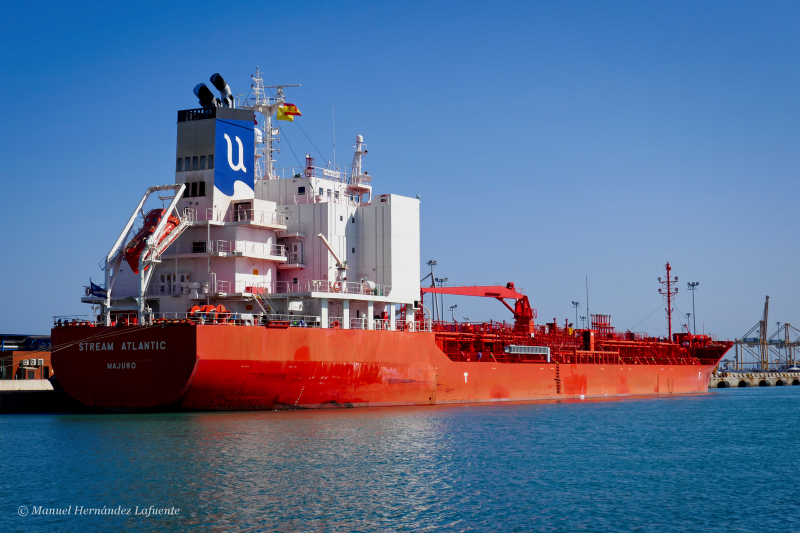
[1,388,798,532]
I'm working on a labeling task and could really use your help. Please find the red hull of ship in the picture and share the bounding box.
[51,325,724,411]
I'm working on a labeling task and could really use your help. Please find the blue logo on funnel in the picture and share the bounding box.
[214,119,254,196]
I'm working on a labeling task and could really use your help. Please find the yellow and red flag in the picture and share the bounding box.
[276,106,293,122]
[283,103,302,116]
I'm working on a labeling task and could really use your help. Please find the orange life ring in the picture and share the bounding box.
[333,282,341,293]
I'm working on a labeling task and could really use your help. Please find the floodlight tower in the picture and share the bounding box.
[687,282,699,334]
[435,277,448,322]
[425,260,437,320]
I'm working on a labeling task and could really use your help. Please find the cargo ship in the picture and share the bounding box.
[51,70,732,411]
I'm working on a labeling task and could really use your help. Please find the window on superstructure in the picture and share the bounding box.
[208,155,214,169]
[192,156,198,170]
[200,156,206,170]
[198,181,205,196]
[298,186,305,194]
[185,157,190,171]
[176,158,182,172]
[319,188,323,196]
[293,278,298,284]
[191,182,198,197]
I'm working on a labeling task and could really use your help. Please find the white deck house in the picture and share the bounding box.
[89,74,421,330]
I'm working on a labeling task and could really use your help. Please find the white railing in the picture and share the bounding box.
[53,310,432,332]
[350,318,368,330]
[274,165,372,185]
[244,281,301,295]
[233,240,286,258]
[286,252,305,264]
[153,311,259,326]
[239,280,390,296]
[214,240,231,254]
[53,315,100,325]
[231,208,286,226]
[183,207,287,226]
[307,280,391,296]
[373,319,390,331]
[161,240,286,259]
[263,314,320,327]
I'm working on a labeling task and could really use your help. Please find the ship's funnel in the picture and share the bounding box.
[193,83,219,108]
[210,73,234,108]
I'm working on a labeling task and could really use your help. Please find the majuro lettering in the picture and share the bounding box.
[107,362,136,369]
[79,341,166,351]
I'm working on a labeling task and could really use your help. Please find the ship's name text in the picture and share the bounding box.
[79,341,166,352]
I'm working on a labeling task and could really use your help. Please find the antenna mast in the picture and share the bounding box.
[658,262,679,341]
[238,67,300,180]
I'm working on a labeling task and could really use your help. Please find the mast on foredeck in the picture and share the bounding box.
[658,263,679,341]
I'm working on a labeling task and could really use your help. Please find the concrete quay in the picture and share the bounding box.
[0,379,94,413]
[711,372,800,388]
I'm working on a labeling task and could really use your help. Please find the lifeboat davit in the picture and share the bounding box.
[123,209,180,274]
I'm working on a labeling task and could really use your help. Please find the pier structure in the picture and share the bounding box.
[711,371,800,388]
[724,296,800,371]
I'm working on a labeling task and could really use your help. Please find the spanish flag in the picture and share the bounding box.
[283,103,302,116]
[277,106,294,122]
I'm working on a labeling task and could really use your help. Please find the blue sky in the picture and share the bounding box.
[1,1,798,340]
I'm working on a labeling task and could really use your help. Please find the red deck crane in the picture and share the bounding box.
[420,282,536,331]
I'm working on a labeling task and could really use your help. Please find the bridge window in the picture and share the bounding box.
[176,158,183,171]
[192,156,198,170]
[208,155,214,169]
[200,155,206,170]
[185,157,190,171]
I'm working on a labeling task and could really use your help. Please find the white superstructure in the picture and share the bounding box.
[83,69,421,331]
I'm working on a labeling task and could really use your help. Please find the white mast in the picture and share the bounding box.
[240,67,299,180]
